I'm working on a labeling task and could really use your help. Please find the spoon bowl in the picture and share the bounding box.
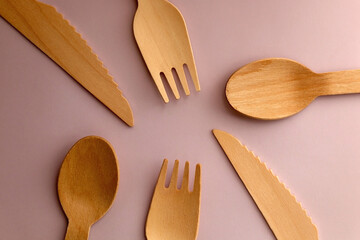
[226,58,360,119]
[58,136,118,240]
[226,58,318,119]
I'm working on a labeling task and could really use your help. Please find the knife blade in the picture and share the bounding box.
[0,0,134,126]
[213,129,318,240]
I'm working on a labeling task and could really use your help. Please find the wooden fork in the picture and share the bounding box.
[133,0,200,103]
[146,159,201,240]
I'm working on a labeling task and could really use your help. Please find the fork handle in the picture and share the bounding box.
[64,221,89,240]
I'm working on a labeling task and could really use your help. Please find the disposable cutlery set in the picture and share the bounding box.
[57,132,317,240]
[2,0,358,239]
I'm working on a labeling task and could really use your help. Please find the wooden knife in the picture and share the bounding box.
[0,0,134,126]
[213,129,318,240]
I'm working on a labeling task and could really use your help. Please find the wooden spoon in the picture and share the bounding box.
[58,136,119,240]
[226,58,360,119]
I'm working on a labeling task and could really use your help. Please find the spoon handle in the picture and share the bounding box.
[317,69,360,96]
[64,221,89,240]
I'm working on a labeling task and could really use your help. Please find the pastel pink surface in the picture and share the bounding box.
[1,0,360,239]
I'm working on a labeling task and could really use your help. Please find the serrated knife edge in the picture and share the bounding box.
[213,129,318,240]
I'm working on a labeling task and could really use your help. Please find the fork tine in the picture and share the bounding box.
[156,159,168,188]
[169,160,179,189]
[181,161,190,191]
[163,71,180,99]
[153,74,169,103]
[176,66,190,95]
[186,62,200,91]
[193,164,201,194]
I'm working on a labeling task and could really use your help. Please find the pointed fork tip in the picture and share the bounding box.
[181,161,190,191]
[161,94,170,103]
[194,81,201,92]
[156,159,169,186]
[169,160,180,188]
[195,163,201,175]
[163,71,180,100]
[188,65,200,92]
[193,163,201,193]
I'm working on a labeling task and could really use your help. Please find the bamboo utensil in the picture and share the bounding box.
[146,159,201,240]
[213,129,318,240]
[226,58,360,120]
[133,0,200,103]
[58,136,119,240]
[0,0,134,126]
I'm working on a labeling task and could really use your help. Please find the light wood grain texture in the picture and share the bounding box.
[213,129,318,240]
[146,159,201,240]
[58,136,119,240]
[0,0,134,126]
[133,0,200,103]
[226,58,360,120]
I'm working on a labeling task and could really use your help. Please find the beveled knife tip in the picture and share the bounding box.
[117,96,134,127]
[124,113,134,127]
[212,129,229,140]
[212,129,219,135]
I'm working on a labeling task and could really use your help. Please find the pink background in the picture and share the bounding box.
[1,0,360,239]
